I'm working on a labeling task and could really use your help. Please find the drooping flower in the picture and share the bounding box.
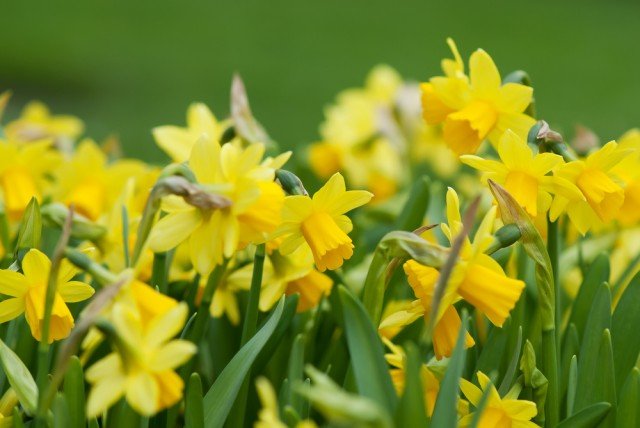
[461,129,583,217]
[86,303,196,417]
[459,371,538,427]
[0,249,94,342]
[550,140,629,234]
[380,188,524,358]
[148,138,287,275]
[4,101,83,148]
[273,173,372,271]
[422,39,535,154]
[152,103,225,163]
[0,139,61,220]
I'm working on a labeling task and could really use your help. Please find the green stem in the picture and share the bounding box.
[151,252,169,294]
[542,328,560,426]
[547,218,561,348]
[187,261,228,344]
[229,243,266,428]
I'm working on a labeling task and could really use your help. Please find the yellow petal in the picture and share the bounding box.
[497,83,533,113]
[189,136,220,184]
[126,372,159,416]
[148,209,202,253]
[21,249,51,285]
[149,340,197,371]
[86,375,126,418]
[469,49,501,99]
[0,298,25,323]
[0,270,30,297]
[145,303,189,348]
[152,126,194,163]
[58,281,95,303]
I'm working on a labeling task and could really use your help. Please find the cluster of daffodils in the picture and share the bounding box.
[0,39,638,428]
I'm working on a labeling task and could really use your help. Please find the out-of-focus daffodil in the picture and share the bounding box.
[274,173,372,271]
[0,139,61,219]
[86,303,196,417]
[0,249,94,342]
[459,371,538,427]
[153,103,226,163]
[4,101,83,148]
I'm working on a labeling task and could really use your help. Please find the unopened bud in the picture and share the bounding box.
[571,125,599,156]
[529,121,576,162]
[275,170,308,196]
[486,223,521,254]
[42,203,107,241]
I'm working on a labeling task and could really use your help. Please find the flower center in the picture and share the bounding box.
[300,212,354,271]
[504,171,539,216]
[443,101,498,154]
[577,169,624,222]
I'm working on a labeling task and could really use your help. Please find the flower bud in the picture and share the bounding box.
[275,170,308,196]
[42,203,107,241]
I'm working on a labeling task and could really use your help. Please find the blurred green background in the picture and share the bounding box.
[1,0,639,163]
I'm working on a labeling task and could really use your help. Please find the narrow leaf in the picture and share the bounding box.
[63,356,85,428]
[0,339,38,415]
[556,402,611,428]
[617,368,639,428]
[185,373,204,428]
[570,254,609,338]
[394,343,428,428]
[611,271,640,392]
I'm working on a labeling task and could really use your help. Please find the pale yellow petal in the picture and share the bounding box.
[145,303,189,348]
[58,281,95,303]
[469,49,501,99]
[21,249,51,285]
[86,375,126,418]
[148,210,201,253]
[497,83,533,113]
[0,298,25,323]
[149,340,197,371]
[0,270,30,297]
[126,372,159,416]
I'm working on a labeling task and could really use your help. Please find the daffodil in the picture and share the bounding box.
[383,338,440,416]
[86,302,196,417]
[0,139,61,220]
[612,129,640,225]
[309,65,404,202]
[0,249,94,342]
[459,371,538,427]
[54,139,151,221]
[380,188,524,358]
[0,388,18,428]
[255,377,318,428]
[461,129,583,217]
[422,39,535,154]
[148,138,287,275]
[4,101,83,148]
[153,103,226,163]
[550,141,629,234]
[273,173,372,271]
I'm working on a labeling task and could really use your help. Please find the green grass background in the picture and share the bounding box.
[1,0,639,163]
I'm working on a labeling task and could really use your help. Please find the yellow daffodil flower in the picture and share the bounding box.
[380,188,524,358]
[148,138,287,275]
[0,139,61,220]
[383,338,440,416]
[55,139,150,221]
[309,65,404,202]
[0,249,94,342]
[422,39,535,154]
[273,173,372,271]
[612,129,640,225]
[4,101,83,148]
[459,371,538,427]
[461,129,583,217]
[153,103,226,163]
[550,141,630,234]
[86,302,196,417]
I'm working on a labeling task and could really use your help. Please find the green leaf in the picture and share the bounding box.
[593,330,616,428]
[498,326,522,395]
[12,407,25,428]
[53,393,70,428]
[569,254,609,338]
[394,176,430,231]
[431,311,468,428]
[63,356,85,428]
[612,271,640,392]
[202,297,285,428]
[338,286,397,414]
[185,373,204,428]
[287,334,305,415]
[556,402,611,428]
[0,338,38,415]
[574,284,611,412]
[394,343,428,428]
[560,323,579,399]
[617,368,639,428]
[297,365,392,428]
[566,355,578,417]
